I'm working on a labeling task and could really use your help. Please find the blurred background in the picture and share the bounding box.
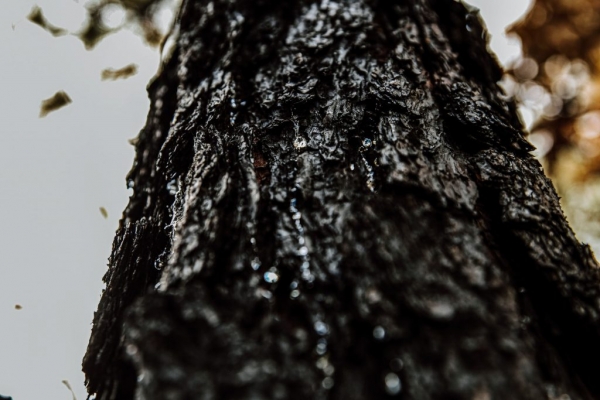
[0,0,595,398]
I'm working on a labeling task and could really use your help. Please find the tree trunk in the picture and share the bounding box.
[82,0,600,399]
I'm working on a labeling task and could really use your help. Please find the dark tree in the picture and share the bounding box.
[83,0,600,399]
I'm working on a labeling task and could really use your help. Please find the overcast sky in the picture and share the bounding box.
[0,1,531,399]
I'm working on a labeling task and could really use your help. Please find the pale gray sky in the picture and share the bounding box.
[0,1,531,399]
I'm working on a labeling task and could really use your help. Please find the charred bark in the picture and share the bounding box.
[83,0,600,399]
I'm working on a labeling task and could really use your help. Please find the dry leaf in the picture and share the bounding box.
[14,304,22,310]
[142,19,163,47]
[77,6,115,50]
[27,6,67,37]
[99,207,108,219]
[101,64,138,80]
[39,91,72,118]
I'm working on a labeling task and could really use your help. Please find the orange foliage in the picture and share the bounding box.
[508,0,600,180]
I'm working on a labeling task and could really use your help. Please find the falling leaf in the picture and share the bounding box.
[39,91,72,118]
[14,304,22,310]
[141,19,163,47]
[99,207,108,219]
[27,6,68,37]
[101,64,138,80]
[78,23,113,50]
[62,380,77,400]
[78,7,114,50]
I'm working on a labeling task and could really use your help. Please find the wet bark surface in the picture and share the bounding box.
[83,0,600,399]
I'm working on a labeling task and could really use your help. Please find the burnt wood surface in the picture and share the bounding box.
[83,0,600,399]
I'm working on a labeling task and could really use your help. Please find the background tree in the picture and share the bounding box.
[81,0,600,399]
[500,0,600,257]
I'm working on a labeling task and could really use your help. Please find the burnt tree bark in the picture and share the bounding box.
[83,0,600,399]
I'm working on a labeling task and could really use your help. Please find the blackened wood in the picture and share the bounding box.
[83,1,600,399]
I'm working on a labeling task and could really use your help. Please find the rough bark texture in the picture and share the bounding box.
[83,0,600,399]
